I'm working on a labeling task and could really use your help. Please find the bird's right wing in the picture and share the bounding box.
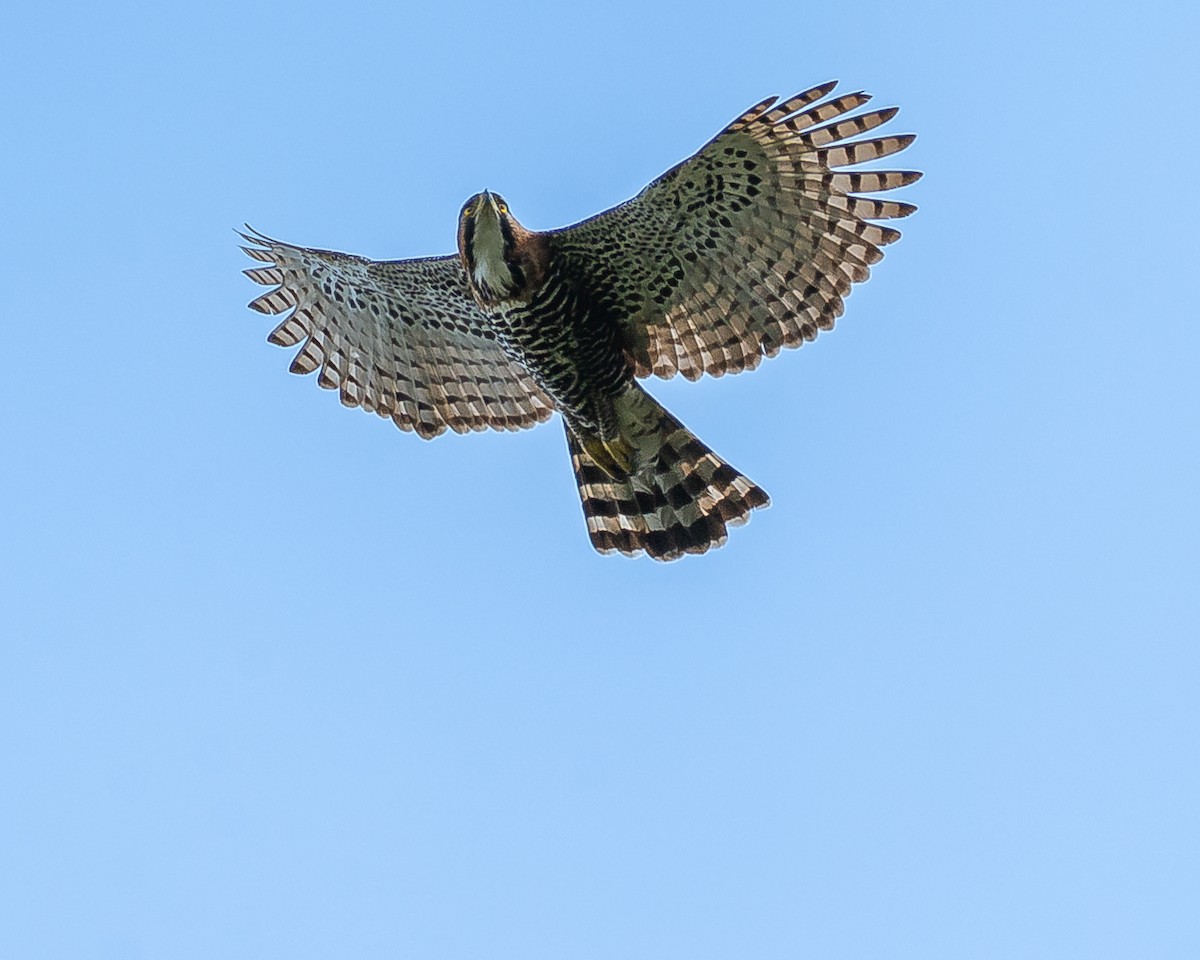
[240,228,554,438]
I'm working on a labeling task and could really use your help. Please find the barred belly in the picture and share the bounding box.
[489,273,629,434]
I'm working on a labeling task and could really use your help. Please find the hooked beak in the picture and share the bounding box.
[478,190,499,220]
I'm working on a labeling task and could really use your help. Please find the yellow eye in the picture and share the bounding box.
[495,200,508,214]
[462,205,474,219]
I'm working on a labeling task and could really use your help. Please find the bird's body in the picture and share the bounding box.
[460,192,638,474]
[460,199,628,443]
[241,81,920,559]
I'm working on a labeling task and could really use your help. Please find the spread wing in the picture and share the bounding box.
[552,81,921,380]
[240,227,554,438]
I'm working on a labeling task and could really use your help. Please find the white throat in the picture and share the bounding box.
[472,218,513,296]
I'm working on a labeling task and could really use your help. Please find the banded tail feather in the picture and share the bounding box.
[567,385,769,561]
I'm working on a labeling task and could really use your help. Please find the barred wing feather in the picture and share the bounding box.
[241,227,554,438]
[552,81,921,381]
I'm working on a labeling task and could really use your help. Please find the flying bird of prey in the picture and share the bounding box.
[241,81,920,560]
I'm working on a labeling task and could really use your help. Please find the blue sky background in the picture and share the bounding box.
[2,2,1197,957]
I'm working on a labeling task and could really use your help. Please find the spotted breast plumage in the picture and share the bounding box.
[241,81,920,560]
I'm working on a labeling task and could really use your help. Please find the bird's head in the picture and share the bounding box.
[457,190,544,305]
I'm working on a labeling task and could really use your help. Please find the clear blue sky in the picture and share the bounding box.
[2,2,1197,957]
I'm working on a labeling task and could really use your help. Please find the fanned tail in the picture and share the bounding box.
[567,385,769,560]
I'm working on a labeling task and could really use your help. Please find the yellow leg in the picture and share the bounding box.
[579,433,635,479]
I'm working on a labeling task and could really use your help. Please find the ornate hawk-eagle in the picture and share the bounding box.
[241,81,920,560]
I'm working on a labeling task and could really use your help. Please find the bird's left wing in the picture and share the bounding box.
[551,81,921,381]
[241,228,554,438]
